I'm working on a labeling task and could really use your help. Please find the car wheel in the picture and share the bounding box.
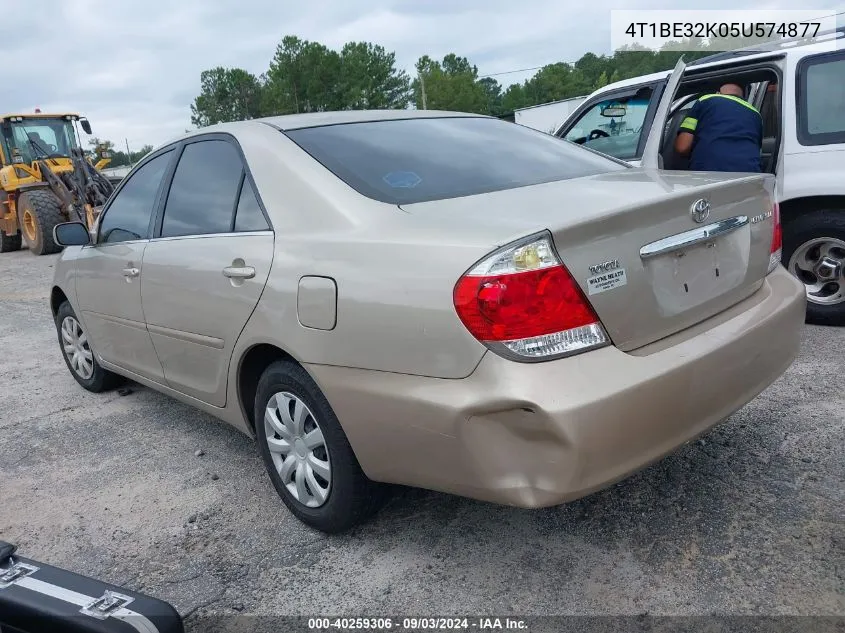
[55,301,123,392]
[782,209,845,326]
[254,360,385,533]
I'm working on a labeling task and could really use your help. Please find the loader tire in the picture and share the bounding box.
[17,190,64,255]
[0,230,21,252]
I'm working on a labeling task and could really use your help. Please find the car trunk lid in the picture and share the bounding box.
[548,174,777,350]
[401,169,778,352]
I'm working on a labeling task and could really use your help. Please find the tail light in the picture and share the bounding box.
[453,232,609,361]
[768,201,782,274]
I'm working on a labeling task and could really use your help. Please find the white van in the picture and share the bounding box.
[555,29,845,325]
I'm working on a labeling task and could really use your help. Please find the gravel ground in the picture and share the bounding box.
[1,249,842,631]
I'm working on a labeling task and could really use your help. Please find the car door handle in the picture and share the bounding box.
[222,266,255,280]
[122,267,140,278]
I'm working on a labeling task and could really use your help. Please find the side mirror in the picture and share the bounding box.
[53,222,91,246]
[80,119,92,135]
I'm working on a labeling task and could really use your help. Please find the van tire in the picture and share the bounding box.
[782,209,845,326]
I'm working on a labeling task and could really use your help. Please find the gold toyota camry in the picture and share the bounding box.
[49,108,805,532]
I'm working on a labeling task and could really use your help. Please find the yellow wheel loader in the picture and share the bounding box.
[0,113,115,255]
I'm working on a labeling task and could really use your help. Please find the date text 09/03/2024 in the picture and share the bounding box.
[308,617,528,630]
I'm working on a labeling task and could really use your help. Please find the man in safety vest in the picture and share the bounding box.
[674,83,763,173]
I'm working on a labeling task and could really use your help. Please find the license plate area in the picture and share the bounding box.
[644,229,750,317]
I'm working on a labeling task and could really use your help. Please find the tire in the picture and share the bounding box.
[0,229,21,252]
[254,360,386,533]
[782,209,845,326]
[17,189,65,255]
[55,301,123,392]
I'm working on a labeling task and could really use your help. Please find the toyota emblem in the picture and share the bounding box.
[690,198,711,224]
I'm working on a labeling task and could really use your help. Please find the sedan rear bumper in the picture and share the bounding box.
[306,267,806,507]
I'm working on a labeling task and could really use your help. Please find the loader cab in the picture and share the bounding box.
[0,114,86,166]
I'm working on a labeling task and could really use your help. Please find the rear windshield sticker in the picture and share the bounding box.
[383,171,422,188]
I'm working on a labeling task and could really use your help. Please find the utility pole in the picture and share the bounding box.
[420,72,427,110]
[125,138,133,168]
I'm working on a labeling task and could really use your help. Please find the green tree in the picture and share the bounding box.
[337,42,411,109]
[478,77,505,116]
[190,67,264,127]
[263,36,342,114]
[412,54,488,113]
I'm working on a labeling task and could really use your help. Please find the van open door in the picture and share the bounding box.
[641,57,686,170]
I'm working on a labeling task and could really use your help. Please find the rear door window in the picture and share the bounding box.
[234,178,269,232]
[160,139,243,238]
[797,51,845,146]
[286,116,625,205]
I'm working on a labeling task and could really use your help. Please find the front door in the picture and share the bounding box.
[140,138,274,406]
[557,81,667,164]
[641,58,687,169]
[74,149,175,382]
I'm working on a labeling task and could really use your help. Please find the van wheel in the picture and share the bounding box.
[782,209,845,326]
[254,360,386,533]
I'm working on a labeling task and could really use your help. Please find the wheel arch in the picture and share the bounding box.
[779,195,845,224]
[236,342,303,435]
[50,285,69,318]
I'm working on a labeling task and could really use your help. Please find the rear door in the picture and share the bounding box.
[140,136,274,406]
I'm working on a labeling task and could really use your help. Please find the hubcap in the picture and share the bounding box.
[788,237,845,306]
[22,210,37,242]
[61,316,94,379]
[264,392,331,508]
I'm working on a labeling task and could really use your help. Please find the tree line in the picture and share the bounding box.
[190,35,760,126]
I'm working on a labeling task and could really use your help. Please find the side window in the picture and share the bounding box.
[234,178,269,232]
[99,150,172,244]
[563,87,655,160]
[798,52,845,146]
[160,140,243,238]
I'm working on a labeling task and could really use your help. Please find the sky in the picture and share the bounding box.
[2,0,842,149]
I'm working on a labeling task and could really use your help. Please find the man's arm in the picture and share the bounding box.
[675,131,694,156]
[674,101,701,156]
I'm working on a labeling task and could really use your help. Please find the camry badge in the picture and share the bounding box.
[690,199,711,224]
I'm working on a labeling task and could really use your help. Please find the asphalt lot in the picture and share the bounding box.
[1,249,843,630]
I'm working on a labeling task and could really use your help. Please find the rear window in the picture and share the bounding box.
[285,117,626,205]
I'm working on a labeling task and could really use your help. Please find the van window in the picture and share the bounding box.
[798,52,845,146]
[562,87,655,160]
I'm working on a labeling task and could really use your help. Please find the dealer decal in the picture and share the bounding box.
[586,268,628,295]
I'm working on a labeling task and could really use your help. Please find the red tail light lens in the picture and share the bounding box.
[768,201,782,273]
[454,233,609,361]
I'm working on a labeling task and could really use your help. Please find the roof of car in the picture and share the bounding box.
[259,109,484,131]
[164,110,488,147]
